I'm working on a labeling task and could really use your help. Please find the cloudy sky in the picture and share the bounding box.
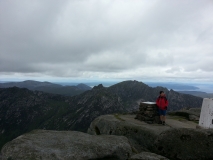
[1,0,213,83]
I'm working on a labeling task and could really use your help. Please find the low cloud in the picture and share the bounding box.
[0,0,213,82]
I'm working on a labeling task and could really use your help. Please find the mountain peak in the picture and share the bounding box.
[93,84,104,90]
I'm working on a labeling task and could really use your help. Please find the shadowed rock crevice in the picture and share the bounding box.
[95,126,101,135]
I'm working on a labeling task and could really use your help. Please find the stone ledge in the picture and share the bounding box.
[88,114,213,160]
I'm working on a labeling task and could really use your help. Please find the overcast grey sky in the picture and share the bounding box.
[1,0,213,82]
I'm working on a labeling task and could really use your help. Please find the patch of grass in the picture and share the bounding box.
[114,114,125,121]
[193,121,199,124]
[168,111,190,119]
[131,146,139,154]
[169,115,188,121]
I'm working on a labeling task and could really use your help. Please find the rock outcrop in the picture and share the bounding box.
[135,102,160,124]
[88,114,171,152]
[1,130,132,160]
[154,128,213,160]
[88,114,213,160]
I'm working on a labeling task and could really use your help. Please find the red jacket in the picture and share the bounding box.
[156,96,168,110]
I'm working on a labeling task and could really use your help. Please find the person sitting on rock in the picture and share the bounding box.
[156,91,168,125]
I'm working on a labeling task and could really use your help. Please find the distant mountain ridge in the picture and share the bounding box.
[0,80,92,96]
[146,82,199,90]
[108,80,202,111]
[0,80,203,149]
[178,91,213,98]
[0,80,61,89]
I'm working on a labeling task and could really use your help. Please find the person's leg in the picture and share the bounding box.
[162,116,165,125]
[158,115,163,124]
[160,115,163,121]
[158,109,163,124]
[162,110,166,125]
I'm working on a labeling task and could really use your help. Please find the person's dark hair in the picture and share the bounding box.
[159,91,164,94]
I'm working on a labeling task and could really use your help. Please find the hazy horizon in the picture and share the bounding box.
[0,79,212,93]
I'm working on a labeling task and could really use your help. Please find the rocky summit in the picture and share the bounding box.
[2,113,212,160]
[88,114,213,160]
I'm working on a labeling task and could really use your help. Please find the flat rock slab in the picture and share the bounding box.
[119,114,171,135]
[163,115,197,128]
[129,152,169,160]
[1,130,132,160]
[120,114,197,129]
